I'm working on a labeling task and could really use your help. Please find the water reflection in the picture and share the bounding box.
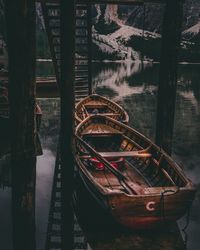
[93,61,200,250]
[36,149,56,249]
[36,98,60,250]
[0,97,60,250]
[0,187,12,249]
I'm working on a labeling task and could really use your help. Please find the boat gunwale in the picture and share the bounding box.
[75,94,129,124]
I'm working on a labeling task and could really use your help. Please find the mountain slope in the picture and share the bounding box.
[92,3,200,62]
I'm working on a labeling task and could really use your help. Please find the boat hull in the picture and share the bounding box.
[75,115,196,229]
[76,157,196,229]
[108,189,195,229]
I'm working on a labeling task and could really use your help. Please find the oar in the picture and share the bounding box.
[75,135,137,195]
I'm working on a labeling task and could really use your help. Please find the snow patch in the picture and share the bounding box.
[92,23,160,60]
[109,25,160,41]
[183,21,200,38]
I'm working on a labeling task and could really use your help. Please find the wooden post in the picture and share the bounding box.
[155,0,183,154]
[60,0,75,249]
[5,1,36,250]
[87,4,92,95]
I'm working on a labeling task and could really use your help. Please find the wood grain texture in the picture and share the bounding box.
[75,94,129,124]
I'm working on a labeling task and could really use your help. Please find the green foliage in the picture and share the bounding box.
[94,19,120,35]
[126,35,162,61]
[92,42,121,61]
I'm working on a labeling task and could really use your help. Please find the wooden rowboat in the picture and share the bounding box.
[75,115,196,229]
[75,94,129,124]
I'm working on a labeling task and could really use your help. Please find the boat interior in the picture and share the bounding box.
[79,133,187,195]
[84,104,112,115]
[76,97,126,123]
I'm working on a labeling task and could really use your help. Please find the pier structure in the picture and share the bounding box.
[5,1,36,249]
[41,1,92,100]
[2,0,186,250]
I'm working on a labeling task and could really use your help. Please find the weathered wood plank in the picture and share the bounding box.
[5,0,36,249]
[37,0,168,4]
[86,225,186,250]
[60,0,75,249]
[82,124,121,135]
[156,0,184,154]
[99,151,152,158]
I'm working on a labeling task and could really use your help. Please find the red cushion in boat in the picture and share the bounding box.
[89,157,124,170]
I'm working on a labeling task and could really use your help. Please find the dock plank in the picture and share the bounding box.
[86,225,186,250]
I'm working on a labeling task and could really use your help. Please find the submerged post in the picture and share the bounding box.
[156,0,183,154]
[60,0,75,249]
[5,0,36,250]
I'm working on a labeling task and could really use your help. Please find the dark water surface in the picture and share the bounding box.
[35,98,60,249]
[0,62,200,249]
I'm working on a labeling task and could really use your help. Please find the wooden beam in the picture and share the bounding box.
[5,0,36,250]
[87,4,93,95]
[60,0,75,249]
[87,227,186,250]
[99,151,152,158]
[82,0,166,3]
[156,0,183,155]
[37,0,167,4]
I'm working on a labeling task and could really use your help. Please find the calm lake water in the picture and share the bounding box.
[0,61,200,250]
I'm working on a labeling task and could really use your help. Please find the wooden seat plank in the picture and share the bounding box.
[82,124,121,135]
[100,113,121,116]
[99,151,152,158]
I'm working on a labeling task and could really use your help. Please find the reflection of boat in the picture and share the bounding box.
[75,94,129,124]
[75,115,196,229]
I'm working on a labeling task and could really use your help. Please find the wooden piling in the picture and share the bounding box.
[87,4,92,95]
[60,0,75,249]
[5,0,36,249]
[156,0,183,154]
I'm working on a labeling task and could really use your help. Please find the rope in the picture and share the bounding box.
[160,188,189,246]
[181,206,190,246]
[160,189,176,223]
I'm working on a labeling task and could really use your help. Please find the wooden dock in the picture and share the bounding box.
[0,73,59,97]
[36,77,59,97]
[1,0,188,249]
[86,228,186,250]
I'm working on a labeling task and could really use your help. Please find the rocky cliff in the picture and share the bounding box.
[92,1,200,62]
